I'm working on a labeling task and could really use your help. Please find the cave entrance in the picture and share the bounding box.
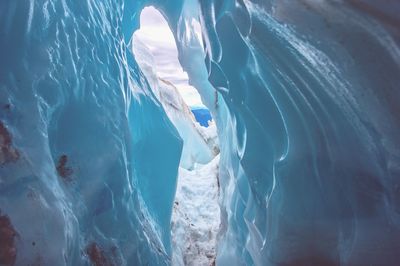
[132,6,221,266]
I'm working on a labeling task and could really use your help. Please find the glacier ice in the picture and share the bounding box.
[1,0,400,265]
[133,12,221,265]
[132,19,215,170]
[0,1,180,265]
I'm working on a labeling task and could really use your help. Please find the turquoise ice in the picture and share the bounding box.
[1,0,400,265]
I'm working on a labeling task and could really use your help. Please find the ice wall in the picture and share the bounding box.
[0,0,181,265]
[143,0,400,265]
[192,0,400,265]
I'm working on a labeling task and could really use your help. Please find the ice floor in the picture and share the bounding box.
[171,155,221,266]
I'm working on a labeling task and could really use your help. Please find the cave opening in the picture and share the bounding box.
[132,6,221,265]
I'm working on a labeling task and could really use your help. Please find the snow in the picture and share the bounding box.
[171,155,221,266]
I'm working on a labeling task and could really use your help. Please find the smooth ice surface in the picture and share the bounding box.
[1,0,400,265]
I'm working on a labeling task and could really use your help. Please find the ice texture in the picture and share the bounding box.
[132,36,215,170]
[193,1,400,265]
[0,1,180,265]
[133,32,221,265]
[1,0,400,266]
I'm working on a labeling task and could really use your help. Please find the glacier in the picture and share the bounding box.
[133,10,221,265]
[132,22,216,170]
[1,0,400,266]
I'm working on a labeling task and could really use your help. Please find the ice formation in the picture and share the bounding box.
[133,11,221,265]
[132,36,214,170]
[1,0,400,266]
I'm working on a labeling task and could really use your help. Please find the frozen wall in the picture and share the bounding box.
[193,0,400,265]
[143,0,400,265]
[1,0,400,265]
[0,0,180,265]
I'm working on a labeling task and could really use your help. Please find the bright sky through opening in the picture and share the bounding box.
[133,6,205,108]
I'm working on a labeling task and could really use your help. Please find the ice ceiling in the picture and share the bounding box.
[1,0,400,266]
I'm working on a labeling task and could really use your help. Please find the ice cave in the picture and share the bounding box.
[1,1,400,266]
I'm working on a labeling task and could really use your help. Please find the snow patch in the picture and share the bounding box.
[171,155,221,266]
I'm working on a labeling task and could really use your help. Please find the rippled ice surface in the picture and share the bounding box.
[1,0,400,265]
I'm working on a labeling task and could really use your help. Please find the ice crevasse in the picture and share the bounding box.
[1,0,400,265]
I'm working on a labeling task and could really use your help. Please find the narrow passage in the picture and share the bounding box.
[133,6,221,266]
